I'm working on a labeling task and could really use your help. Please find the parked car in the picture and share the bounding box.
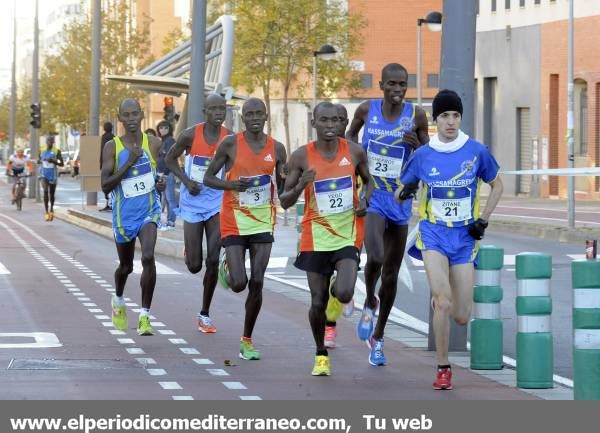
[59,151,74,176]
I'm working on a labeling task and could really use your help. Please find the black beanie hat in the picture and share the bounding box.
[432,89,463,120]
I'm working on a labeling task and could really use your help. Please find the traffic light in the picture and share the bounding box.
[30,103,41,129]
[163,96,175,122]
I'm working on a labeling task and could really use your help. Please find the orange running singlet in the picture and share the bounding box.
[220,133,277,238]
[299,138,364,252]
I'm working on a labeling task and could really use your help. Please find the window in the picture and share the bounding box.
[427,74,439,88]
[359,73,372,89]
[407,74,417,88]
[505,0,511,10]
[534,0,541,4]
[492,0,497,12]
[520,0,525,7]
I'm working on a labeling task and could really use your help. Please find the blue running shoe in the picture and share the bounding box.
[357,306,375,341]
[368,337,386,366]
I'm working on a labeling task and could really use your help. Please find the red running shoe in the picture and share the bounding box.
[433,367,453,390]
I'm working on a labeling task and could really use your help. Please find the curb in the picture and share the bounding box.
[54,208,185,259]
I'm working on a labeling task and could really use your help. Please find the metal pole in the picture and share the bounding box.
[427,0,477,352]
[188,0,207,125]
[567,0,575,228]
[311,54,317,140]
[87,0,101,206]
[9,0,17,155]
[417,21,422,107]
[29,0,39,201]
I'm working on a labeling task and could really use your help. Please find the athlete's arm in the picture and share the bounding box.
[100,140,141,195]
[166,126,199,194]
[349,140,372,216]
[274,140,288,197]
[203,135,250,192]
[479,176,503,222]
[279,147,311,209]
[403,107,430,149]
[345,101,369,143]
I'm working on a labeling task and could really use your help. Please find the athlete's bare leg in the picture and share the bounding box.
[449,263,474,325]
[243,242,272,338]
[137,222,158,309]
[114,238,135,298]
[422,249,452,365]
[307,271,331,352]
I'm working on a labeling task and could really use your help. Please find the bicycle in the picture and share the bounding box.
[8,173,30,211]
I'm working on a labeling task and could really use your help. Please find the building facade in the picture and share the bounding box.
[476,0,600,198]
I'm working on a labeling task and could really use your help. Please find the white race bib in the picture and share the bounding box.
[42,161,54,169]
[122,172,155,198]
[367,140,405,179]
[314,176,354,215]
[189,156,211,183]
[239,175,271,207]
[430,187,472,222]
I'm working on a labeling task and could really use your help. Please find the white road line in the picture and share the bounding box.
[172,396,194,400]
[239,396,262,400]
[159,382,182,390]
[180,348,200,355]
[169,339,187,345]
[151,322,166,327]
[126,348,145,355]
[222,382,247,390]
[158,330,176,335]
[83,303,97,307]
[146,369,167,376]
[89,308,102,313]
[110,330,126,335]
[95,315,110,320]
[206,369,229,376]
[136,358,156,365]
[193,359,214,365]
[118,338,135,345]
[118,260,180,275]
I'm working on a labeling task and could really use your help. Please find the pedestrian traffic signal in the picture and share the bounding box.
[163,96,175,122]
[30,103,41,129]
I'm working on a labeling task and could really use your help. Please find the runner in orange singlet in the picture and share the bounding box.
[280,102,372,376]
[204,98,287,361]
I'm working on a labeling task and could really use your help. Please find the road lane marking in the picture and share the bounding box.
[207,369,229,376]
[159,382,182,390]
[0,332,62,348]
[223,382,247,390]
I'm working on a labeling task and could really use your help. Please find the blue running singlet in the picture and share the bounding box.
[178,123,229,223]
[361,100,416,225]
[111,134,161,243]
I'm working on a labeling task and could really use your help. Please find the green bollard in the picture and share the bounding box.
[572,259,600,400]
[515,253,553,388]
[470,245,504,370]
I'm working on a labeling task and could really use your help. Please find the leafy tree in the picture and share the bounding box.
[209,0,365,152]
[39,0,151,132]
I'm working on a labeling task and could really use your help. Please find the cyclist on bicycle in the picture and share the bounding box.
[6,149,29,204]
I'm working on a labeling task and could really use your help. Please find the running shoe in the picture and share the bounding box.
[239,339,261,360]
[324,325,337,349]
[218,250,230,290]
[44,212,51,222]
[197,314,217,333]
[343,297,354,318]
[433,367,453,390]
[368,337,386,366]
[325,275,343,322]
[357,299,379,342]
[311,355,331,376]
[111,297,128,331]
[48,211,54,221]
[137,315,154,336]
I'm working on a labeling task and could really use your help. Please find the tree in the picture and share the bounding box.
[219,0,365,152]
[39,0,151,132]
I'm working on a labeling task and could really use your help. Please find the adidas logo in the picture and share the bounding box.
[264,154,273,162]
[339,157,351,166]
[429,167,440,176]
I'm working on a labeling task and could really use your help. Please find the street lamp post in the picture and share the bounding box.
[312,44,338,111]
[417,11,442,108]
[311,44,337,140]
